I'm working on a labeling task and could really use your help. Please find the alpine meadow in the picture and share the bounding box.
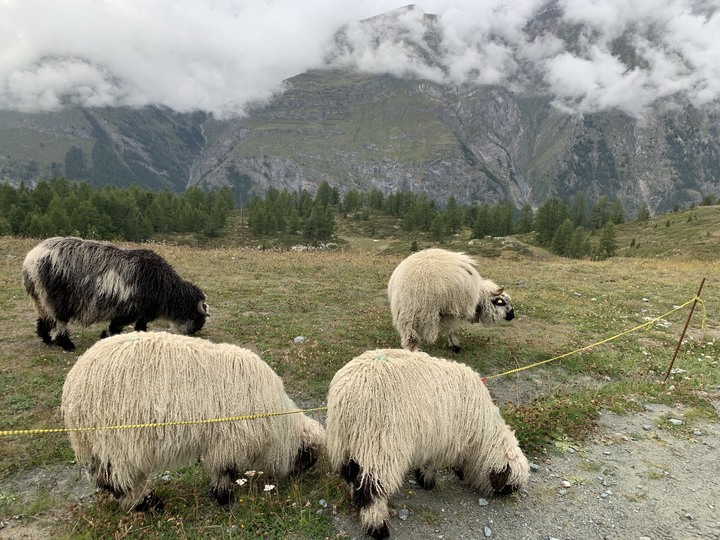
[0,197,718,538]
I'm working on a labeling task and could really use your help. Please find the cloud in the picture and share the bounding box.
[1,0,719,118]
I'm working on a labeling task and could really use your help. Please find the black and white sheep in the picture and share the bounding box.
[326,349,530,539]
[22,236,208,351]
[387,248,514,353]
[61,331,325,510]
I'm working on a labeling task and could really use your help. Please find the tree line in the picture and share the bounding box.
[0,177,234,241]
[249,183,632,259]
[5,175,684,260]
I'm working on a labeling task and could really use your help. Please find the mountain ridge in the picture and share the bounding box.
[1,4,719,215]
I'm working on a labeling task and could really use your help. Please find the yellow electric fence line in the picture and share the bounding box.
[0,294,707,437]
[485,294,706,381]
[0,407,328,437]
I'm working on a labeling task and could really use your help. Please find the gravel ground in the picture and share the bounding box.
[332,402,720,540]
[1,403,718,540]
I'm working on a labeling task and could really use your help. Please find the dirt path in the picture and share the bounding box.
[1,403,718,539]
[332,402,720,540]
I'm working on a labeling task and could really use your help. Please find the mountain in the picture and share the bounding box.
[2,4,719,215]
[0,107,207,192]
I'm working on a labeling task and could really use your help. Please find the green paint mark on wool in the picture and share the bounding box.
[374,352,388,362]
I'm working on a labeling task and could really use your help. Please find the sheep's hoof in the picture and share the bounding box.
[367,522,390,540]
[211,487,234,507]
[449,345,462,354]
[414,469,436,490]
[55,333,75,351]
[133,493,164,512]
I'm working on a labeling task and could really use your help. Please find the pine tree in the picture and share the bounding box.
[590,195,610,229]
[611,198,625,224]
[45,194,70,236]
[551,219,573,256]
[636,202,650,221]
[444,196,463,234]
[535,198,568,245]
[516,203,534,233]
[596,222,617,259]
[570,192,587,228]
[472,204,492,238]
[568,226,591,259]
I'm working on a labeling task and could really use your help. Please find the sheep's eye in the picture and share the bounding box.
[493,298,505,306]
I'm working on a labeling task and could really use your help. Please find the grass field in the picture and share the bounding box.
[0,207,718,538]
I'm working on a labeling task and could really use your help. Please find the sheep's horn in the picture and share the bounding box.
[198,301,210,316]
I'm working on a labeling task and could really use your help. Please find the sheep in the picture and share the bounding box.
[22,236,209,351]
[387,248,514,353]
[61,331,325,511]
[326,348,530,539]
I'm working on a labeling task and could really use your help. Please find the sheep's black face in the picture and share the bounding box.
[177,299,209,335]
[489,464,521,495]
[292,443,319,474]
[184,313,207,335]
[491,296,515,321]
[475,292,514,324]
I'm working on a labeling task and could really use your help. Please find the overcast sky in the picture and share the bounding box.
[2,0,719,118]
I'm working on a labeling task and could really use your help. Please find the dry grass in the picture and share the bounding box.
[0,230,718,537]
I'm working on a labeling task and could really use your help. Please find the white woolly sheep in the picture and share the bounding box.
[61,331,325,511]
[387,248,514,353]
[326,349,530,539]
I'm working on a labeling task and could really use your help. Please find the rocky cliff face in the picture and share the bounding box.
[187,69,719,215]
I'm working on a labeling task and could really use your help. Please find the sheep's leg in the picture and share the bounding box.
[100,315,136,339]
[29,296,55,345]
[340,459,389,538]
[401,335,418,351]
[50,321,75,351]
[447,332,462,353]
[90,455,161,512]
[441,315,462,353]
[360,498,391,540]
[209,467,238,506]
[127,491,164,512]
[36,317,55,345]
[414,466,437,490]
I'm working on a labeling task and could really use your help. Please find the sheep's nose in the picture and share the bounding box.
[505,309,515,321]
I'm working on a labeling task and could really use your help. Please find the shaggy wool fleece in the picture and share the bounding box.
[62,331,324,508]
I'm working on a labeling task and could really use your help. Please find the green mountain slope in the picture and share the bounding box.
[0,107,206,192]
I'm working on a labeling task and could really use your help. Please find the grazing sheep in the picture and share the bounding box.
[326,349,530,539]
[387,248,514,353]
[22,236,208,351]
[61,331,325,511]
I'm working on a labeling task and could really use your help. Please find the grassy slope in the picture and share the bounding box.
[0,109,94,169]
[0,208,718,537]
[231,71,460,185]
